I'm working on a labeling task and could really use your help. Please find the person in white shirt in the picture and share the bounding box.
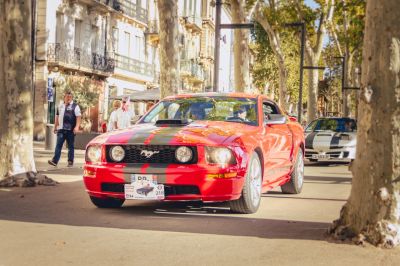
[115,96,134,129]
[107,100,121,132]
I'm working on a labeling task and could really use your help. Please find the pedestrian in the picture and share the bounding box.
[115,96,134,129]
[107,100,121,132]
[48,90,81,167]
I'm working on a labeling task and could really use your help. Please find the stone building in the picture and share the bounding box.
[33,0,233,141]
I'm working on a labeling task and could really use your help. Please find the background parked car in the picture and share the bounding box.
[304,117,357,162]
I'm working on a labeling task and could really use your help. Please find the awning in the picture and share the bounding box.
[122,88,160,101]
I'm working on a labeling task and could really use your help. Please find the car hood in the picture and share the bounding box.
[305,131,357,150]
[89,121,253,147]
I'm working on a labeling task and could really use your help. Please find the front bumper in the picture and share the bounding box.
[305,147,355,162]
[83,162,247,202]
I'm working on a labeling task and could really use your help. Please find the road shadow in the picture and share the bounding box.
[304,175,352,184]
[0,181,328,241]
[263,192,347,202]
[305,161,349,167]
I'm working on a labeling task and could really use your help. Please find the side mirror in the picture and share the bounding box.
[265,114,287,125]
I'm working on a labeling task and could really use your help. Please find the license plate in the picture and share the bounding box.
[124,174,165,200]
[312,154,330,159]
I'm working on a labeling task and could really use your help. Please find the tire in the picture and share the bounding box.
[229,152,262,214]
[90,196,125,208]
[281,149,304,194]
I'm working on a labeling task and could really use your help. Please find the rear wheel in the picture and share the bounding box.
[90,196,125,208]
[229,152,262,214]
[281,150,304,194]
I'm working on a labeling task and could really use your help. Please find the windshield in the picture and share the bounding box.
[305,118,357,132]
[141,96,258,126]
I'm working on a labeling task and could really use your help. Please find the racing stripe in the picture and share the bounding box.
[123,126,184,184]
[305,132,317,149]
[126,126,158,144]
[330,133,341,148]
[149,126,184,145]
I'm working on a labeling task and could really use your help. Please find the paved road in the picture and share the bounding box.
[0,143,399,265]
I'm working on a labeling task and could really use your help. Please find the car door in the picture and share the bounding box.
[261,100,293,183]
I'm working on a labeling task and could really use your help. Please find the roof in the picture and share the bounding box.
[165,92,260,100]
[122,90,263,102]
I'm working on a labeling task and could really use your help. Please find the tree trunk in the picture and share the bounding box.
[343,52,354,117]
[231,0,250,93]
[306,54,319,122]
[253,2,288,108]
[157,1,179,98]
[329,0,400,248]
[0,0,36,180]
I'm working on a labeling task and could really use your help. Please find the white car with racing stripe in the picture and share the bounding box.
[304,117,357,162]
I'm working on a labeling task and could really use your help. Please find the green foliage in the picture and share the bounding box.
[250,3,308,105]
[60,76,99,114]
[250,0,365,117]
[335,0,365,57]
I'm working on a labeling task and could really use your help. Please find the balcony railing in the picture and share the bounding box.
[183,15,202,31]
[47,43,115,74]
[181,60,204,81]
[116,0,148,24]
[115,53,153,77]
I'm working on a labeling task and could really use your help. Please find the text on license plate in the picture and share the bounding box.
[124,174,165,200]
[312,154,330,159]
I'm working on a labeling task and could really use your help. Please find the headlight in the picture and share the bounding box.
[109,146,125,162]
[175,146,193,163]
[86,145,102,163]
[205,147,236,165]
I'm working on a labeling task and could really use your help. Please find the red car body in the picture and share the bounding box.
[83,93,304,210]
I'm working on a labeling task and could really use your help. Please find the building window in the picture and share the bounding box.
[140,0,147,9]
[74,20,82,49]
[56,13,63,44]
[134,35,142,60]
[123,31,131,57]
[112,27,119,53]
[91,26,99,54]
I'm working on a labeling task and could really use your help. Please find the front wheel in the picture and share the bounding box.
[281,149,304,194]
[90,196,125,208]
[229,152,262,214]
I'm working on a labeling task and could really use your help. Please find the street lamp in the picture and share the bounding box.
[213,0,254,92]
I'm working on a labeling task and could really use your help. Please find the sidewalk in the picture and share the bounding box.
[34,141,84,183]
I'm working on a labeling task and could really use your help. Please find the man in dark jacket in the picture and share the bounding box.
[48,91,81,167]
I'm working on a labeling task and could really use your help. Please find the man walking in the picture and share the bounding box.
[48,91,81,167]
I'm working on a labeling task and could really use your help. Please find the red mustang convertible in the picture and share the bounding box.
[83,93,304,214]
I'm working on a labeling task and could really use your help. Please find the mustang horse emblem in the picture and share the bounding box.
[140,150,160,158]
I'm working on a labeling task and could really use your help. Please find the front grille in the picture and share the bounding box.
[326,151,341,158]
[305,151,318,157]
[164,185,200,195]
[101,183,200,196]
[106,145,198,164]
[102,183,124,193]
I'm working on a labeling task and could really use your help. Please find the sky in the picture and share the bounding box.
[305,0,319,9]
